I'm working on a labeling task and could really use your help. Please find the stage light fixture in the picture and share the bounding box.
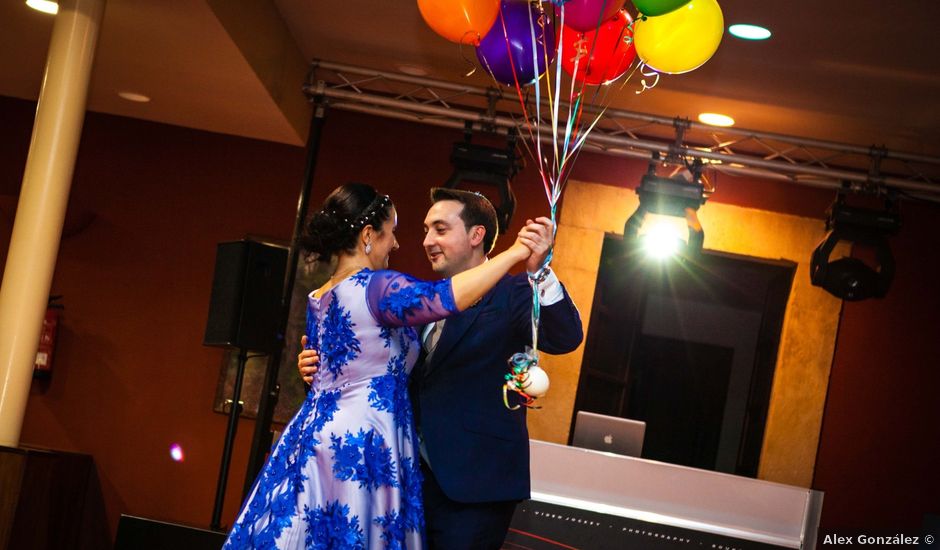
[642,219,684,259]
[810,194,900,301]
[624,155,707,257]
[443,124,521,233]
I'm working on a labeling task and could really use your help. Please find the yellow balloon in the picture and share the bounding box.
[634,0,724,74]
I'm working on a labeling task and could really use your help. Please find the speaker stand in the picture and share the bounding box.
[210,347,248,531]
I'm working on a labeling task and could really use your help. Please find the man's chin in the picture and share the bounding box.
[428,258,448,274]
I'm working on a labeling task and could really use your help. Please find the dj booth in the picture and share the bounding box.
[506,440,823,550]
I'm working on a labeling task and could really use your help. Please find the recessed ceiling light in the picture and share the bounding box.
[396,64,429,77]
[117,91,151,103]
[26,0,58,14]
[729,24,771,41]
[698,112,735,127]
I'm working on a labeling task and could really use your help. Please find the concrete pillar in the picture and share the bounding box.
[0,0,106,446]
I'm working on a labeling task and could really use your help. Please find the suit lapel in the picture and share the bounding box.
[424,284,498,376]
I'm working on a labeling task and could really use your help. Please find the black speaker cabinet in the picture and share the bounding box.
[203,240,288,353]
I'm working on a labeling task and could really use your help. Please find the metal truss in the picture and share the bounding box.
[305,60,940,202]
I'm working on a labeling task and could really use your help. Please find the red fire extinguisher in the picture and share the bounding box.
[34,296,63,379]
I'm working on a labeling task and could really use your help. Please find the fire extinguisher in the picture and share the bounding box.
[34,295,63,379]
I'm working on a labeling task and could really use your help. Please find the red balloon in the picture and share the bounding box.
[560,10,636,85]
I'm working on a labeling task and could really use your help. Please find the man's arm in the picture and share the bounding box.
[512,217,584,354]
[511,272,583,354]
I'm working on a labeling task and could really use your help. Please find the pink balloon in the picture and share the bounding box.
[557,0,624,33]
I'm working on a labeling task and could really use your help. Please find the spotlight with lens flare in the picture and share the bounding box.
[640,217,685,259]
[624,155,707,257]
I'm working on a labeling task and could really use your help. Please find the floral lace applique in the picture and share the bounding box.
[329,429,397,492]
[350,268,372,288]
[368,329,413,440]
[304,500,366,549]
[320,297,361,379]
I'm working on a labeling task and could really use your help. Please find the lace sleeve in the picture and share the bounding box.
[365,270,458,327]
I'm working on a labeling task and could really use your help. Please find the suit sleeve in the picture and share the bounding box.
[509,274,583,355]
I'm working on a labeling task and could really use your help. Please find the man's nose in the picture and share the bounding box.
[422,232,433,248]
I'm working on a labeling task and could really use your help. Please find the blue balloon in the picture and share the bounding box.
[476,0,557,87]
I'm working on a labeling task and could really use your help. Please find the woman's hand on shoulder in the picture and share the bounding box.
[297,335,319,385]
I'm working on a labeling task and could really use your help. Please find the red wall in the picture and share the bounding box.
[1,95,937,540]
[814,196,940,533]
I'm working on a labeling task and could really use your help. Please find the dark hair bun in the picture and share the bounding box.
[300,182,393,262]
[301,209,357,261]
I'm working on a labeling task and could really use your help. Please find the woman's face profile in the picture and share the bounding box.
[370,207,399,269]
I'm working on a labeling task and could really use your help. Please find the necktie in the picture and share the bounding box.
[424,320,444,354]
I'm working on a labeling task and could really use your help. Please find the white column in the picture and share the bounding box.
[0,0,106,446]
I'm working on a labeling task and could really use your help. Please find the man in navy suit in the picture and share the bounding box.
[301,188,582,548]
[415,188,582,549]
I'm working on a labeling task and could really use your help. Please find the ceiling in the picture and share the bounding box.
[3,0,939,159]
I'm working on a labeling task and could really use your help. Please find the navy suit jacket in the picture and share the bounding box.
[411,273,583,503]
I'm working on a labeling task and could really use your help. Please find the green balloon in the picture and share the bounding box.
[632,0,693,17]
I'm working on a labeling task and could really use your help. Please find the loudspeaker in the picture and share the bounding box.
[203,240,288,353]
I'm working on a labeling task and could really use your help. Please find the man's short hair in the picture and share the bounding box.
[430,188,499,254]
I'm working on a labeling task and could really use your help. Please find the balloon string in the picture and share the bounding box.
[482,7,554,201]
[512,3,633,379]
[550,4,565,180]
[566,3,624,177]
[636,62,660,95]
[495,5,538,147]
[529,2,551,204]
[528,202,558,372]
[458,32,480,77]
[615,56,643,90]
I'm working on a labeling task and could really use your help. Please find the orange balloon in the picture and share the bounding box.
[418,0,500,45]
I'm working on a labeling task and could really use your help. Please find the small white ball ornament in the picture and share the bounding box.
[520,366,550,398]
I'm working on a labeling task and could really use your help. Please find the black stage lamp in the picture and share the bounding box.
[623,156,707,257]
[443,127,520,234]
[810,195,900,301]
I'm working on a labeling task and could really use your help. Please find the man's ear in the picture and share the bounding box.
[468,225,486,248]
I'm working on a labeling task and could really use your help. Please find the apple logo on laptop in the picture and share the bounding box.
[603,434,613,445]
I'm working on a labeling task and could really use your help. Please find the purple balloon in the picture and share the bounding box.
[477,0,557,87]
[559,0,624,33]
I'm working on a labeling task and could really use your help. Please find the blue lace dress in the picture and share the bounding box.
[224,268,457,549]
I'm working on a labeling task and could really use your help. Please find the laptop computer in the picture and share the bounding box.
[571,411,646,457]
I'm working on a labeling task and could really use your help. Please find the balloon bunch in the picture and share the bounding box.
[418,0,725,213]
[419,0,723,408]
[417,0,724,82]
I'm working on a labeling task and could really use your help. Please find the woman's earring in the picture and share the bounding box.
[365,242,372,254]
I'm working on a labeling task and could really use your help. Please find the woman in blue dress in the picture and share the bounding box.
[224,182,535,549]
